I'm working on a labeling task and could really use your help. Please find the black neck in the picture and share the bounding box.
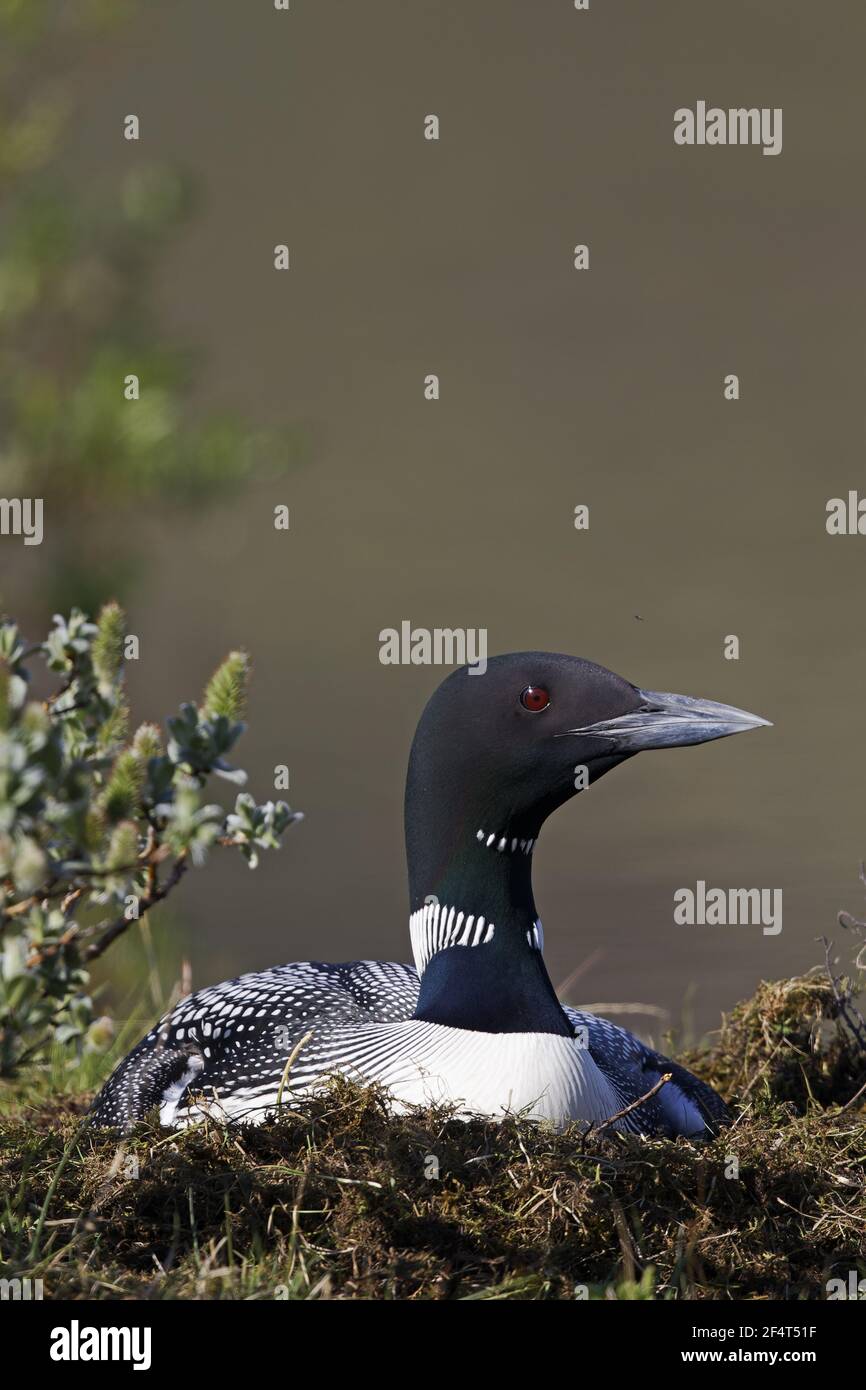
[405,794,572,1036]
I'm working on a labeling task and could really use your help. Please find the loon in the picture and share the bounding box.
[91,652,770,1136]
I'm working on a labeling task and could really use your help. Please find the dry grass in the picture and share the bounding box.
[1,968,864,1301]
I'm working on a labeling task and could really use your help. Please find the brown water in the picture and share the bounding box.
[6,1,866,1038]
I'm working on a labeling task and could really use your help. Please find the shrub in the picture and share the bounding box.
[0,602,301,1074]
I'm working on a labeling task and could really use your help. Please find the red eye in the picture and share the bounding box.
[520,685,550,712]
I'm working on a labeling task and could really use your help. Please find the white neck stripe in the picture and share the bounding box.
[409,902,493,974]
[409,902,543,975]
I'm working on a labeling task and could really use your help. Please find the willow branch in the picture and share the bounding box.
[83,855,188,962]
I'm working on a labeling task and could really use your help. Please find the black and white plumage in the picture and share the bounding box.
[91,959,728,1135]
[91,652,768,1136]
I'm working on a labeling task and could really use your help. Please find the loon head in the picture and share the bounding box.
[406,651,770,1034]
[406,650,770,861]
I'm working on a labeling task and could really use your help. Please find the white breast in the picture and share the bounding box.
[305,1020,625,1127]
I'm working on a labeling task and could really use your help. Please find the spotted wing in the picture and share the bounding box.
[89,959,420,1131]
[563,1007,730,1138]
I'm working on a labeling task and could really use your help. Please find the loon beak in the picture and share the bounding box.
[561,689,772,752]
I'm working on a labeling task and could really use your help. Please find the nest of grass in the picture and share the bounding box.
[682,968,864,1111]
[1,966,864,1301]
